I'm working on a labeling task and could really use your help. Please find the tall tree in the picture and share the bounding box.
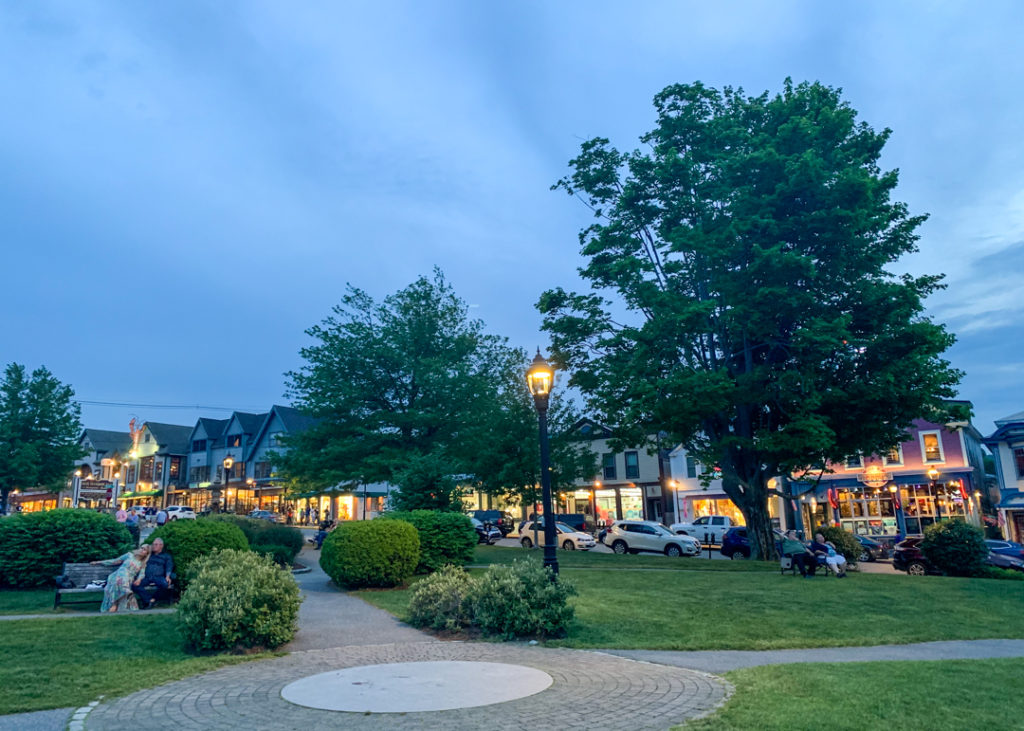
[538,80,961,558]
[279,269,516,491]
[0,363,83,513]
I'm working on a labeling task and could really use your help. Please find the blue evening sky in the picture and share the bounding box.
[1,1,1022,436]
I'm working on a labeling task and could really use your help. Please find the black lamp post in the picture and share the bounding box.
[928,467,941,523]
[223,455,235,515]
[526,350,558,576]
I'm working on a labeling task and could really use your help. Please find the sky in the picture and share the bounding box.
[1,1,1022,437]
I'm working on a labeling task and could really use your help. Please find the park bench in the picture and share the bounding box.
[54,563,112,609]
[780,554,834,577]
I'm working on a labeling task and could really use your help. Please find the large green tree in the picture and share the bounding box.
[539,80,961,558]
[0,363,83,513]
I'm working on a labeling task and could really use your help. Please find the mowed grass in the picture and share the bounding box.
[473,544,777,571]
[0,588,72,615]
[0,615,267,715]
[355,565,1024,651]
[680,659,1024,730]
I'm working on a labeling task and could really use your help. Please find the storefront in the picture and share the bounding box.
[118,489,163,507]
[674,489,781,529]
[8,490,59,513]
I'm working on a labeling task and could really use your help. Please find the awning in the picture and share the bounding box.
[119,489,163,499]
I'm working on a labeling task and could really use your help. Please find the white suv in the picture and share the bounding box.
[165,506,196,521]
[605,520,701,557]
[519,521,597,551]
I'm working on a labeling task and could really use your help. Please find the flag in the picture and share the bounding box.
[891,489,901,511]
[827,487,839,510]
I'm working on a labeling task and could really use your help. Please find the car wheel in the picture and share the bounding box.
[859,550,871,563]
[906,560,928,576]
[170,516,177,521]
[612,540,628,555]
[730,550,749,560]
[665,544,682,557]
[562,540,576,550]
[521,537,533,549]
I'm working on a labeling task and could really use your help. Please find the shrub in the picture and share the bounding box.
[206,515,305,565]
[468,559,576,640]
[0,509,133,587]
[977,566,1024,581]
[177,549,301,651]
[320,519,419,588]
[147,519,249,587]
[206,514,264,544]
[407,565,475,631]
[814,525,861,564]
[253,544,295,567]
[922,519,989,577]
[380,510,476,573]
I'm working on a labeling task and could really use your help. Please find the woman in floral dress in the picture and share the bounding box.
[92,544,151,612]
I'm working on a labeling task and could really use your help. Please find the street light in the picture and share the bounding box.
[927,467,941,522]
[526,349,558,576]
[223,455,235,514]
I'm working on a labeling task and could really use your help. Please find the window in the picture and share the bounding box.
[227,435,242,448]
[255,462,273,479]
[693,516,710,526]
[920,431,944,463]
[139,457,153,482]
[144,433,151,443]
[624,451,640,479]
[1014,448,1024,479]
[845,455,863,469]
[883,446,903,467]
[685,456,697,479]
[711,517,727,526]
[602,453,617,480]
[192,439,206,453]
[169,457,181,479]
[188,465,209,484]
[153,461,163,481]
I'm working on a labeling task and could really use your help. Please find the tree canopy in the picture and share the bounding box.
[538,80,961,558]
[0,363,83,513]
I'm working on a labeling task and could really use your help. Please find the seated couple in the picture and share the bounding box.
[89,537,175,612]
[781,530,848,578]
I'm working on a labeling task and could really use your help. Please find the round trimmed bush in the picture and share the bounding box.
[0,509,133,587]
[922,519,988,577]
[320,519,419,588]
[147,518,249,587]
[380,510,476,573]
[408,565,475,631]
[468,559,576,640]
[177,549,301,651]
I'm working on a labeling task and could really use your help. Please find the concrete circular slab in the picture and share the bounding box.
[281,660,553,712]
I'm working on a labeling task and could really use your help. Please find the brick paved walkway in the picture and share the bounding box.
[83,642,730,730]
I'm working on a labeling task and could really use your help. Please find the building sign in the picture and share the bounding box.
[79,480,112,499]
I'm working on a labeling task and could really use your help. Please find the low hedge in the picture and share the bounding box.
[147,519,249,587]
[379,510,476,573]
[320,520,419,588]
[177,549,301,651]
[206,515,304,565]
[0,509,133,587]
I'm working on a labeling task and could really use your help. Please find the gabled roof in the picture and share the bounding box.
[248,404,318,459]
[995,410,1024,427]
[232,411,268,436]
[80,428,132,455]
[197,418,228,440]
[145,422,193,455]
[570,418,614,439]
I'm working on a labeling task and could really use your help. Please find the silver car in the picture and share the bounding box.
[605,520,701,557]
[519,521,597,551]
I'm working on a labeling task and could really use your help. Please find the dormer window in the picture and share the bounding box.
[228,435,242,448]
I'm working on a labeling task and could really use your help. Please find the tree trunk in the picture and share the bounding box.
[742,495,778,560]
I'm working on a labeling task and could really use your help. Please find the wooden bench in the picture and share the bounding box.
[54,563,111,609]
[780,554,834,577]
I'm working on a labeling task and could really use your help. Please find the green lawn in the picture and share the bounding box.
[0,588,72,615]
[681,659,1024,730]
[0,615,267,715]
[356,565,1024,651]
[473,544,778,571]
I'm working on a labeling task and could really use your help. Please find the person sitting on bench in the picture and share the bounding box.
[781,530,816,578]
[132,538,174,607]
[810,532,848,578]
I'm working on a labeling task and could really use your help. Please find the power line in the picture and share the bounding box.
[75,400,267,412]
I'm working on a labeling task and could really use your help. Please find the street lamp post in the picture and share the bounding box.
[526,350,558,576]
[928,467,941,523]
[223,455,235,515]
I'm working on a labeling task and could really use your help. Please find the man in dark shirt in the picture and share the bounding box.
[132,537,174,607]
[781,530,816,578]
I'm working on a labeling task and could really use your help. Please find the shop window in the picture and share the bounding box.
[602,454,617,480]
[685,456,697,479]
[624,452,640,479]
[920,431,944,463]
[1015,448,1024,479]
[883,446,903,466]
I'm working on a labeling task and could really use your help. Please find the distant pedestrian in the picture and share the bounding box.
[286,509,294,525]
[155,508,168,527]
[115,506,128,523]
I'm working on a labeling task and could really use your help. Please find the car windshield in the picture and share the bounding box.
[471,518,482,527]
[651,525,674,537]
[555,522,576,533]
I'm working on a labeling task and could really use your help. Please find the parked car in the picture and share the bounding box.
[249,509,283,523]
[669,515,739,544]
[519,521,597,551]
[604,520,701,557]
[470,510,517,536]
[471,517,502,545]
[893,538,1022,575]
[854,534,889,562]
[165,505,196,521]
[986,552,1024,573]
[985,539,1024,560]
[718,527,785,559]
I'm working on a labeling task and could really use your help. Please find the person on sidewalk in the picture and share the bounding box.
[811,532,848,578]
[155,507,168,527]
[132,538,175,607]
[781,530,816,578]
[115,506,128,523]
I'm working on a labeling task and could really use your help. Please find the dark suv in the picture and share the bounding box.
[720,527,784,559]
[470,510,516,536]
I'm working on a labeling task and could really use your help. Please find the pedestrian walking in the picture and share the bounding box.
[155,507,168,527]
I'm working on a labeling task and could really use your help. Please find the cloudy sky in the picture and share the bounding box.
[1,1,1022,435]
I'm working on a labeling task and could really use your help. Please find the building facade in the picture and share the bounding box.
[983,409,1024,542]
